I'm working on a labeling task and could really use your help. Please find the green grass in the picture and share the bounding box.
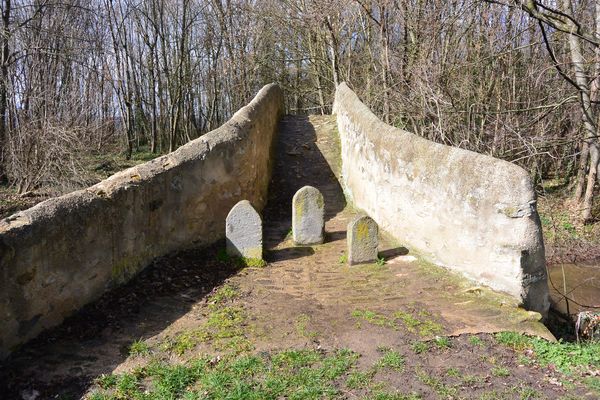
[236,257,267,268]
[585,377,600,393]
[495,332,600,374]
[495,331,600,395]
[376,256,386,266]
[346,370,374,389]
[368,392,422,400]
[462,374,484,385]
[491,366,510,377]
[160,285,253,355]
[432,336,451,349]
[469,335,484,346]
[411,341,429,354]
[295,314,319,339]
[131,150,160,162]
[394,310,443,337]
[215,250,266,268]
[352,309,394,328]
[209,284,239,306]
[96,374,118,389]
[128,339,150,357]
[88,349,359,400]
[216,248,230,263]
[376,349,405,371]
[416,369,458,398]
[393,311,420,331]
[352,308,443,337]
[338,252,348,264]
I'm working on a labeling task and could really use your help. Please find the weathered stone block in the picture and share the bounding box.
[226,200,262,259]
[292,186,324,245]
[348,215,378,265]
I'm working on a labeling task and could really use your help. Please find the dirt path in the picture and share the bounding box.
[0,115,595,399]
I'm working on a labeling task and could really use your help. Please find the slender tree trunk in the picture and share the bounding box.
[325,16,339,87]
[308,33,325,114]
[562,0,599,222]
[380,5,390,123]
[0,0,10,183]
[574,137,589,201]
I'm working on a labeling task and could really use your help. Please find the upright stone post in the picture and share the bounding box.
[226,200,263,260]
[292,186,325,245]
[347,215,378,265]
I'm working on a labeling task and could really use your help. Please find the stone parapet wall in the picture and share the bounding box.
[0,83,284,359]
[333,82,549,316]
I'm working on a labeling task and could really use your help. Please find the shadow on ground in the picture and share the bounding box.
[262,115,346,249]
[0,242,242,399]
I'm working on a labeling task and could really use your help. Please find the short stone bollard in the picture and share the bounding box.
[347,215,378,265]
[226,200,263,260]
[292,185,325,245]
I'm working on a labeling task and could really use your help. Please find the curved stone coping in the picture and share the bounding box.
[333,82,549,316]
[0,83,284,359]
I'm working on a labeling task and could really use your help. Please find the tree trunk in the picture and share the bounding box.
[574,138,589,202]
[325,16,340,87]
[0,0,10,183]
[380,5,390,123]
[562,0,599,221]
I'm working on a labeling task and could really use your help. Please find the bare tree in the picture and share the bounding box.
[514,0,599,222]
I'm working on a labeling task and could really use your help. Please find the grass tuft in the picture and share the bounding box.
[128,339,150,357]
[376,349,405,372]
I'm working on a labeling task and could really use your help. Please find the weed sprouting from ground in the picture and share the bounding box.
[209,284,239,305]
[432,336,451,349]
[346,370,374,389]
[416,369,458,398]
[352,310,393,328]
[495,331,600,394]
[491,366,510,377]
[236,257,267,268]
[295,313,319,340]
[160,284,253,355]
[411,341,429,354]
[376,348,405,372]
[351,307,443,337]
[128,339,150,357]
[215,249,266,268]
[469,335,484,347]
[495,332,600,374]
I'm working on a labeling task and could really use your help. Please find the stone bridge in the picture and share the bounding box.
[0,83,550,365]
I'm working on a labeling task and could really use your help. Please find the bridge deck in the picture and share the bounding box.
[2,115,576,399]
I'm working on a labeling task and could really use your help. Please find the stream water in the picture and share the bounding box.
[547,263,600,317]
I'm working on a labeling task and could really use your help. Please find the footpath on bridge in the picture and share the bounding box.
[2,115,576,399]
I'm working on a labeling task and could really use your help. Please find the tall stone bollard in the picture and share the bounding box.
[226,200,263,260]
[348,215,378,265]
[292,186,325,245]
